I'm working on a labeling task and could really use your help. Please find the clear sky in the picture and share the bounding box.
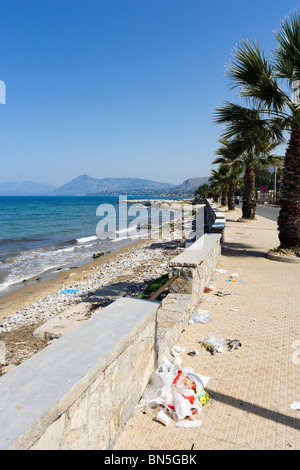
[0,0,297,187]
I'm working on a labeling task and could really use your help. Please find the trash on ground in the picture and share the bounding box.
[226,278,237,282]
[216,269,227,274]
[138,361,210,424]
[230,308,238,312]
[229,273,239,278]
[189,310,212,324]
[226,338,242,351]
[173,356,183,366]
[175,419,202,428]
[59,289,80,294]
[289,401,300,410]
[155,409,171,426]
[215,289,231,296]
[200,334,242,354]
[200,334,227,354]
[171,345,185,357]
[204,287,213,293]
[187,350,199,356]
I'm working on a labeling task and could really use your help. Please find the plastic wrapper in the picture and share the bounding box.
[138,360,210,423]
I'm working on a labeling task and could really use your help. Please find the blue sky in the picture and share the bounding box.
[0,0,298,187]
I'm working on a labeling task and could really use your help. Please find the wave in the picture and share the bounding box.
[76,235,98,244]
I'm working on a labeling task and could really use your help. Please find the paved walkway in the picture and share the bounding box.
[115,207,300,450]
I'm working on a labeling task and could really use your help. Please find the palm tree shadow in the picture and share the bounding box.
[222,242,267,258]
[206,389,300,431]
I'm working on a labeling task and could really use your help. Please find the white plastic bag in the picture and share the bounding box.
[138,362,210,422]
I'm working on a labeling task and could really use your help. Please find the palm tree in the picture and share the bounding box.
[213,125,281,218]
[209,165,229,206]
[211,141,243,210]
[215,10,300,252]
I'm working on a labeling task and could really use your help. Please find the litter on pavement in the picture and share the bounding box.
[289,401,300,410]
[138,359,210,426]
[200,334,242,354]
[189,310,212,324]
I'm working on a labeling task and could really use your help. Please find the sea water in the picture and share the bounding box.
[0,196,183,296]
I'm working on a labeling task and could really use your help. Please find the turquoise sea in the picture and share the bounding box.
[0,196,184,295]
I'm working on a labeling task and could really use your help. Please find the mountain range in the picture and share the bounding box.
[0,174,209,196]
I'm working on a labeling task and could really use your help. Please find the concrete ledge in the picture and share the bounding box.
[205,200,226,240]
[169,233,222,306]
[0,298,159,450]
[169,234,221,267]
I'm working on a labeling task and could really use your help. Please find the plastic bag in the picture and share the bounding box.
[138,362,210,422]
[189,310,212,324]
[200,333,227,354]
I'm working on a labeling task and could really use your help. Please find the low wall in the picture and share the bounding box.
[205,200,226,241]
[168,233,222,307]
[0,221,224,450]
[0,298,159,450]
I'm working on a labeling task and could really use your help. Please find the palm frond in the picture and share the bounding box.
[226,39,286,112]
[274,10,300,83]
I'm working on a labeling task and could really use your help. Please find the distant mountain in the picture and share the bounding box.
[49,174,174,196]
[0,175,209,196]
[0,181,56,196]
[177,177,209,191]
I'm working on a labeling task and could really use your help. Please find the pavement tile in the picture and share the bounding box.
[115,207,300,450]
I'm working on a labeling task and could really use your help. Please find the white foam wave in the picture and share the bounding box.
[76,235,98,244]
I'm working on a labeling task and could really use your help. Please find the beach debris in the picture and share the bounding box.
[226,278,237,282]
[93,252,104,258]
[138,362,210,424]
[189,310,212,324]
[289,401,300,410]
[230,308,238,312]
[59,289,80,294]
[216,269,227,274]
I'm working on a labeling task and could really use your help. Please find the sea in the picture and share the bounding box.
[0,195,188,296]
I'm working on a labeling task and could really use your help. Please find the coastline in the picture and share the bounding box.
[0,199,197,374]
[0,236,153,322]
[0,228,188,374]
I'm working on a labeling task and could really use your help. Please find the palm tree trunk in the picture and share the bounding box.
[278,130,300,252]
[221,189,227,206]
[227,183,235,210]
[242,165,256,219]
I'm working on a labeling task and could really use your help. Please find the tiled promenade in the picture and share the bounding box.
[116,207,300,450]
